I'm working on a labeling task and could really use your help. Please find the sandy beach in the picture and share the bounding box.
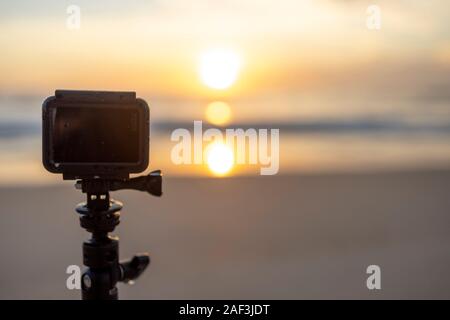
[0,170,449,299]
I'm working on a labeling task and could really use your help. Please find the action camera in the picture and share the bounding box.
[42,90,149,180]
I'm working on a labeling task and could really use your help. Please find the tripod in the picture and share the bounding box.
[74,170,162,300]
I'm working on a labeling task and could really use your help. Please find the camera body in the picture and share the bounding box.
[42,90,149,180]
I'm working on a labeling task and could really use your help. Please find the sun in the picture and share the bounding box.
[199,48,241,90]
[205,143,234,176]
[205,101,232,126]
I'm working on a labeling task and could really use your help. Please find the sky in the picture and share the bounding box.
[0,0,449,101]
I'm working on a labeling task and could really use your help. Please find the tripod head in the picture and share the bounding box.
[75,170,162,211]
[73,170,163,299]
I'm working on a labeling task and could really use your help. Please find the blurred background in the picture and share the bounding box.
[0,0,449,299]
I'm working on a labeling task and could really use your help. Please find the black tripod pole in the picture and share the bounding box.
[77,195,120,300]
[74,171,161,300]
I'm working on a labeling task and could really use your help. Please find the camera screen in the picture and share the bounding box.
[51,106,140,163]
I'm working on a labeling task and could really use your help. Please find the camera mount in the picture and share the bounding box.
[74,170,162,300]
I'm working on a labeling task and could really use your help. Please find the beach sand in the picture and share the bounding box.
[0,171,449,299]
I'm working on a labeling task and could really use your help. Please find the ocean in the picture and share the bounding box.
[1,94,450,184]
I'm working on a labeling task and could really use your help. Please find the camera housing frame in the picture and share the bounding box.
[42,90,149,180]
